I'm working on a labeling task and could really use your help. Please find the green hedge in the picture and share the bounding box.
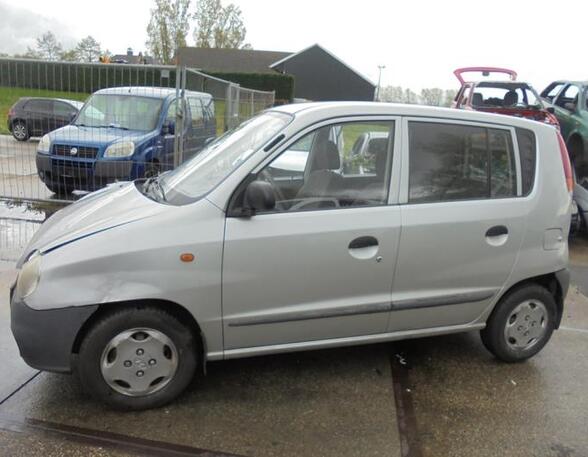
[207,71,294,102]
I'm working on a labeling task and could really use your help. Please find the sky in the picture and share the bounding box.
[1,0,587,92]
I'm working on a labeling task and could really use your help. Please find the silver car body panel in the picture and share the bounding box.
[16,102,570,362]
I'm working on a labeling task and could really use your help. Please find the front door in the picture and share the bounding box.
[389,119,527,332]
[222,118,402,350]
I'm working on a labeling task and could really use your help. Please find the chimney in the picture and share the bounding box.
[127,47,133,57]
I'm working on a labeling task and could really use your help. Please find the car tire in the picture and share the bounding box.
[480,284,557,363]
[77,306,198,411]
[12,121,29,141]
[45,181,74,196]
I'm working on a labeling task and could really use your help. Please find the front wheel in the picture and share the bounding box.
[77,307,198,410]
[481,284,557,363]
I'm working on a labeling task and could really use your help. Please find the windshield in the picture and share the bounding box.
[160,111,292,204]
[472,83,543,109]
[75,94,163,131]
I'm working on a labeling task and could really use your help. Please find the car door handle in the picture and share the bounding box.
[485,225,508,237]
[349,236,379,249]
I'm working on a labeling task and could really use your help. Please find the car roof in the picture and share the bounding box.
[270,102,553,132]
[93,86,212,99]
[549,80,588,86]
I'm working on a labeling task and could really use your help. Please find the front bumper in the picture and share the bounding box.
[36,153,134,191]
[10,284,98,373]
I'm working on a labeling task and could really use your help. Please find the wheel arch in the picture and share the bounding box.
[72,299,206,370]
[495,272,566,328]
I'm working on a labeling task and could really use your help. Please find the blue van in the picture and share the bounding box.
[35,87,216,194]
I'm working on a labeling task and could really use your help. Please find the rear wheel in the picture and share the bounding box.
[77,307,198,410]
[12,121,29,141]
[481,284,557,362]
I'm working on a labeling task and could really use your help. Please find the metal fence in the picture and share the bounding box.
[0,57,275,203]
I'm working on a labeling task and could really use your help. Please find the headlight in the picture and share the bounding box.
[16,251,42,299]
[104,141,135,158]
[38,135,51,154]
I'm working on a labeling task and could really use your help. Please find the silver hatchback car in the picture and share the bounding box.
[11,103,572,410]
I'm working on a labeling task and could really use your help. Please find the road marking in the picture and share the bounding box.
[0,413,243,457]
[390,347,423,457]
[0,371,41,407]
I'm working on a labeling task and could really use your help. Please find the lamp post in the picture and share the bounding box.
[376,65,386,101]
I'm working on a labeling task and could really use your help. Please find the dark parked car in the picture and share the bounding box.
[7,97,84,141]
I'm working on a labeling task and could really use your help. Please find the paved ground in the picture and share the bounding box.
[0,200,587,456]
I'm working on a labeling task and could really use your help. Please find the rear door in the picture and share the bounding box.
[553,84,580,140]
[222,117,402,350]
[389,118,528,332]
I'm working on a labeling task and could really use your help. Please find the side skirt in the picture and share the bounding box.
[217,322,486,360]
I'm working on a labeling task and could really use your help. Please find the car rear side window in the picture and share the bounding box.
[515,127,536,196]
[408,122,517,203]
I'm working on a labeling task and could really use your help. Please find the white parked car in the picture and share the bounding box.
[11,103,572,410]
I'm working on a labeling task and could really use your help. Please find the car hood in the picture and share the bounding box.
[17,182,164,266]
[49,125,152,145]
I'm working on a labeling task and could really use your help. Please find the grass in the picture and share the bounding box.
[0,86,89,135]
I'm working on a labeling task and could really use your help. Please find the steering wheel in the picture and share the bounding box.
[260,170,286,202]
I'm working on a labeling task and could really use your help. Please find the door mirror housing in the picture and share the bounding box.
[242,180,276,216]
[162,120,175,135]
[546,106,555,114]
[563,102,576,112]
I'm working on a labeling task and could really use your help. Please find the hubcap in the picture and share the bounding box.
[100,328,178,397]
[504,300,548,351]
[13,124,26,139]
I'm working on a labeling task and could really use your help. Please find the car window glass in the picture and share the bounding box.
[29,99,52,112]
[544,83,564,100]
[556,85,579,108]
[53,102,74,116]
[256,121,395,213]
[471,84,541,108]
[459,85,471,106]
[408,122,516,203]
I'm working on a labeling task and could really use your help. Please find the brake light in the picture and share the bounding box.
[556,132,574,193]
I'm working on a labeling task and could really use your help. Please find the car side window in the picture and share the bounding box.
[459,85,471,107]
[256,120,395,213]
[555,85,579,110]
[53,101,74,117]
[408,122,516,203]
[28,99,52,112]
[542,83,565,102]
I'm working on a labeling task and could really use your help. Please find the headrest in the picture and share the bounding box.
[503,90,518,107]
[314,141,341,170]
[472,93,484,107]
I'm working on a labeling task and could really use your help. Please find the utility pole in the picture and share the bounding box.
[375,65,386,101]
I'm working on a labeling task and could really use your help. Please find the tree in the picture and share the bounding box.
[403,88,418,104]
[76,36,102,62]
[420,88,444,106]
[33,31,63,60]
[60,49,78,61]
[146,0,191,64]
[379,86,404,103]
[443,89,458,107]
[193,0,249,49]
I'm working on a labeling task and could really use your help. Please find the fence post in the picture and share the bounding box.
[173,64,186,168]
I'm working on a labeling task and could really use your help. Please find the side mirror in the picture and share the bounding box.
[162,120,175,135]
[546,106,555,114]
[242,180,275,216]
[564,102,576,112]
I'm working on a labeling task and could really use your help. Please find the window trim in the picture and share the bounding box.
[227,115,402,216]
[399,117,522,205]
